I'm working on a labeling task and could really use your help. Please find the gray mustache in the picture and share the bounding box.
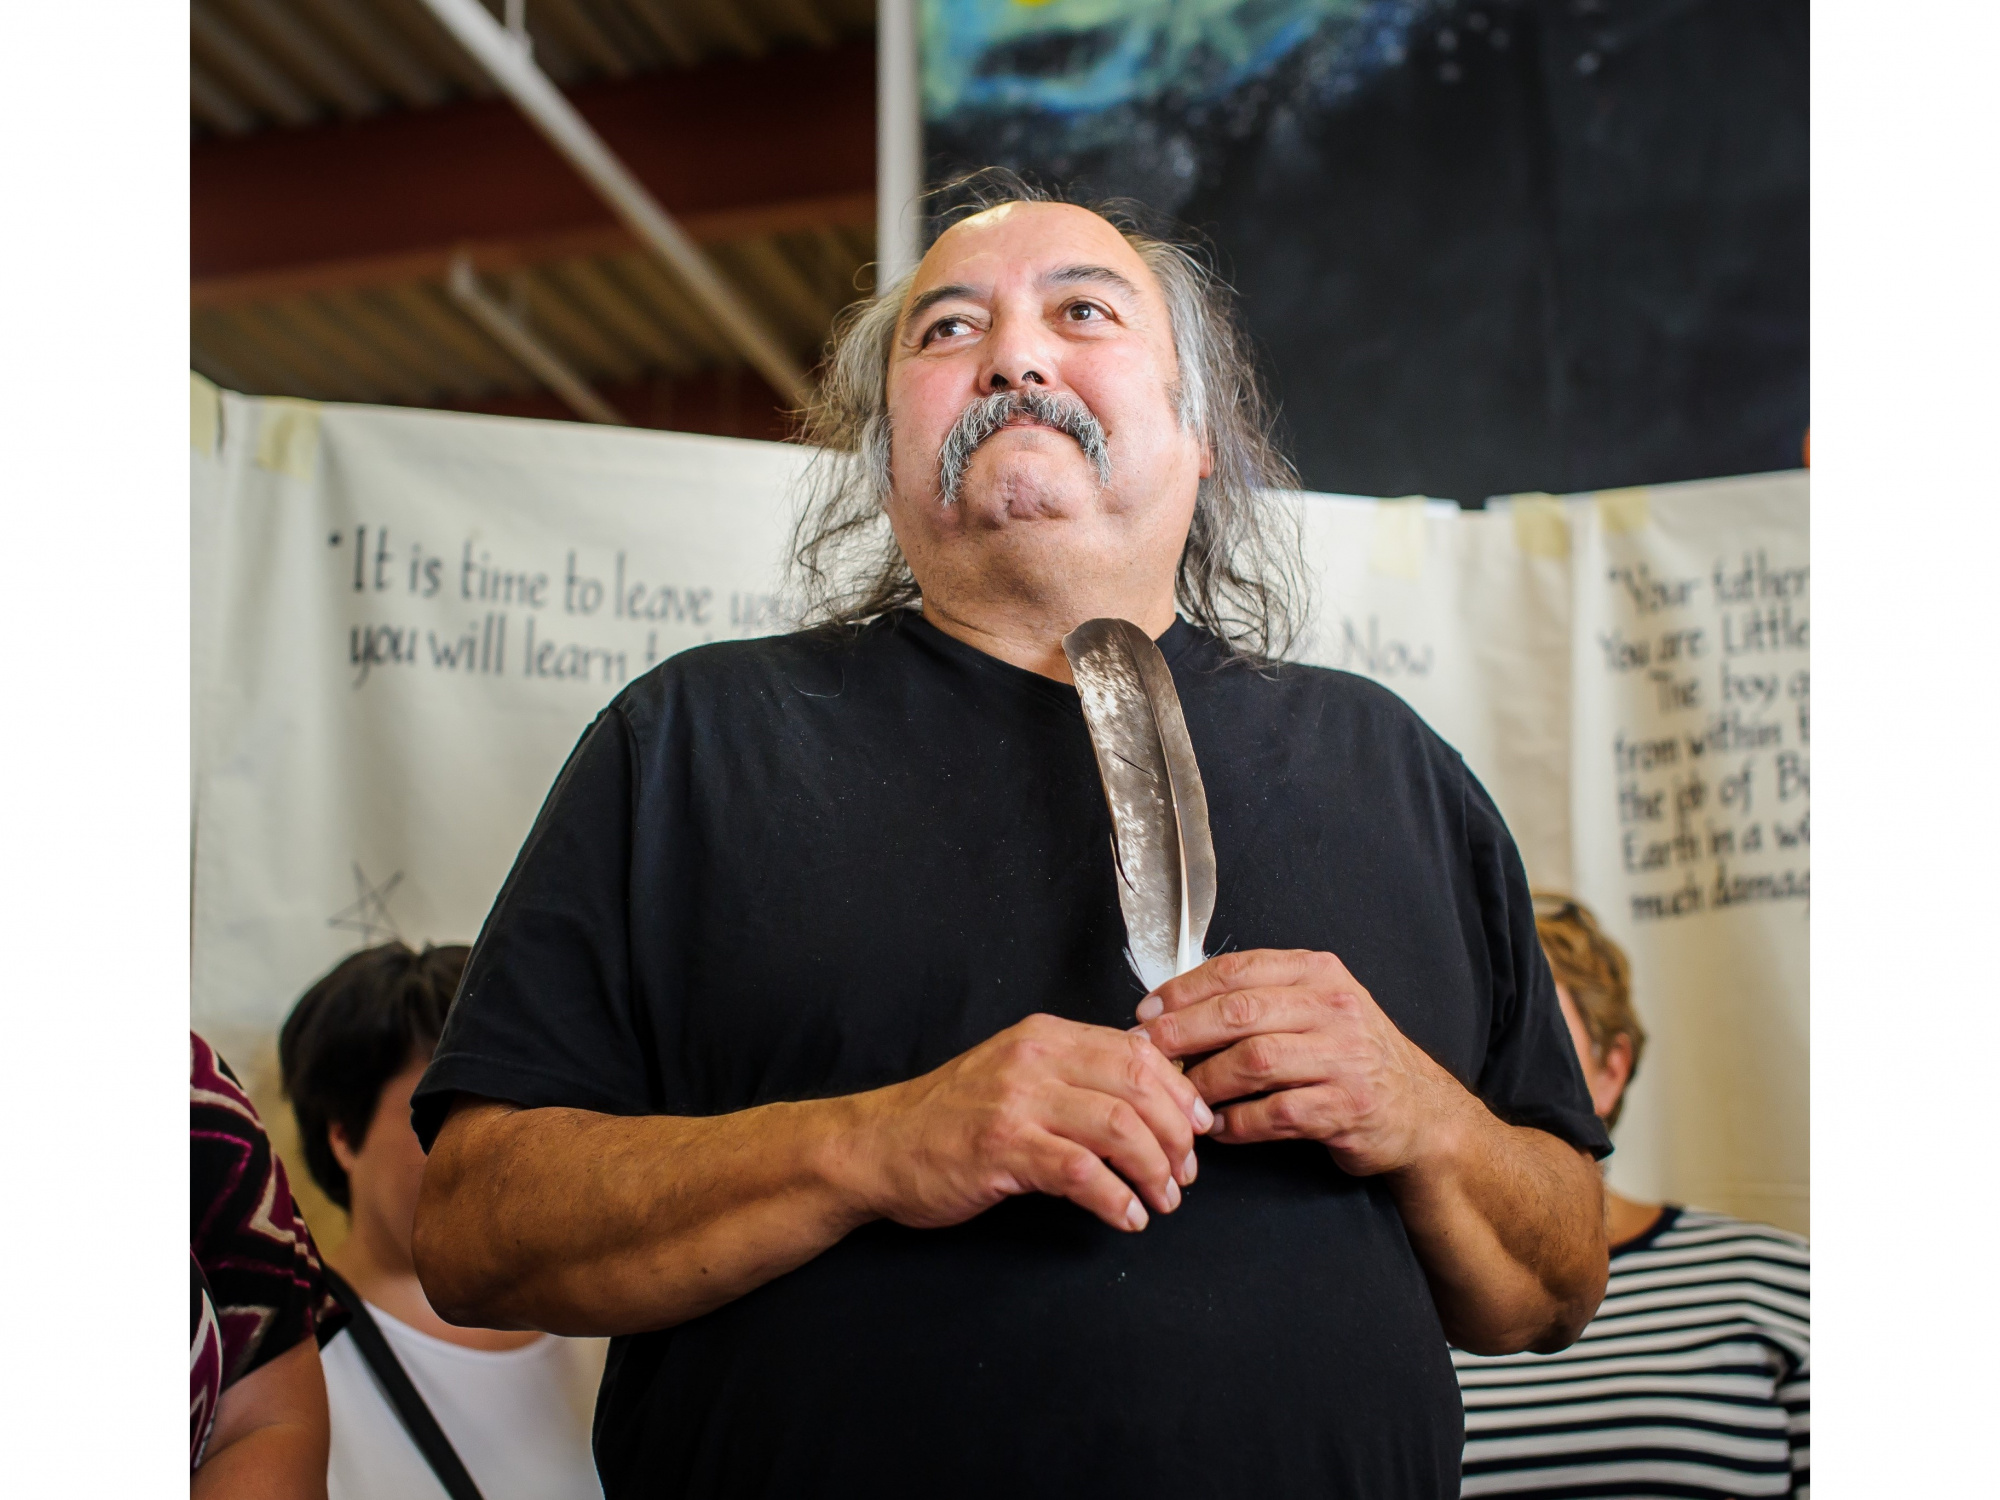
[935,390,1112,505]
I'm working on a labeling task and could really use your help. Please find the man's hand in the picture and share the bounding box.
[1133,948,1476,1172]
[846,1013,1215,1234]
[418,1014,1216,1337]
[1134,948,1608,1355]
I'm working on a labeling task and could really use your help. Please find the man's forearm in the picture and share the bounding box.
[1387,1096,1607,1356]
[417,1014,1212,1335]
[415,1094,879,1337]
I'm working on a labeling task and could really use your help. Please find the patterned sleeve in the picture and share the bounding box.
[1779,1361,1809,1499]
[191,1255,224,1471]
[189,1032,346,1392]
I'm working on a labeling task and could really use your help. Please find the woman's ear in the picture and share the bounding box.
[1593,1034,1636,1120]
[327,1120,362,1176]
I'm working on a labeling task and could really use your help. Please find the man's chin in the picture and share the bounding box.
[961,479,1103,524]
[957,452,1107,522]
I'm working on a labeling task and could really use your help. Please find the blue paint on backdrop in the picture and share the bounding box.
[923,0,1446,122]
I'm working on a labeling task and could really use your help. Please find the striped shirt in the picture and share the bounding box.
[1452,1206,1809,1499]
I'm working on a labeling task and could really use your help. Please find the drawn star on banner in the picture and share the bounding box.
[327,862,405,944]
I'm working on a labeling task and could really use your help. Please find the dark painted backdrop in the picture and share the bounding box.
[923,0,1807,503]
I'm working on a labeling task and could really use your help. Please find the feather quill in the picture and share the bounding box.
[1062,618,1217,993]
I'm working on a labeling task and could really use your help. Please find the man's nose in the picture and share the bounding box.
[978,308,1060,394]
[986,366,1047,391]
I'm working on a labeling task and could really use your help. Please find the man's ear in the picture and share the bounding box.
[1595,1035,1636,1119]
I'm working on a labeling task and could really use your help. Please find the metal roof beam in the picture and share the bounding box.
[410,0,816,401]
[193,40,873,283]
[877,0,922,287]
[448,254,625,424]
[191,192,873,309]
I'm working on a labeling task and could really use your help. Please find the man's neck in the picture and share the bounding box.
[918,590,1179,682]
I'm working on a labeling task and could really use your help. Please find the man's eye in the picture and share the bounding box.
[924,316,974,344]
[1066,302,1106,322]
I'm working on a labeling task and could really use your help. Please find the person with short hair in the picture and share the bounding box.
[281,943,603,1500]
[1452,897,1809,1499]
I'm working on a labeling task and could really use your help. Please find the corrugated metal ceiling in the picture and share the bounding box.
[190,0,877,426]
[192,0,875,135]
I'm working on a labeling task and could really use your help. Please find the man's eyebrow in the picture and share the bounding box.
[903,283,982,325]
[899,265,1139,333]
[1043,264,1140,297]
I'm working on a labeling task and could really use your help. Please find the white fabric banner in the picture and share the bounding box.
[191,382,1806,1233]
[1566,476,1809,1231]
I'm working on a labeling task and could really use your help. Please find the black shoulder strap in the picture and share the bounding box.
[324,1268,487,1500]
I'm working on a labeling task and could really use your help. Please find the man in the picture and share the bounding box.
[412,180,1612,1499]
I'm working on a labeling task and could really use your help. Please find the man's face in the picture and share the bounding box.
[882,202,1209,611]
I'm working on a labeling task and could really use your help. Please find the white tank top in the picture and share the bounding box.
[323,1299,606,1500]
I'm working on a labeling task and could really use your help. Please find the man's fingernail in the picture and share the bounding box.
[1182,1150,1198,1182]
[1125,1199,1149,1231]
[1165,1179,1182,1210]
[1192,1098,1214,1131]
[1209,1109,1226,1137]
[1136,995,1163,1021]
[1127,1025,1150,1037]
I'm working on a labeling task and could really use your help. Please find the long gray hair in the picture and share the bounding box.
[789,171,1305,661]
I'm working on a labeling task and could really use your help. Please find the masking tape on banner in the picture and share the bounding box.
[1509,494,1570,559]
[191,373,220,457]
[1368,495,1428,580]
[1595,486,1650,534]
[255,399,321,480]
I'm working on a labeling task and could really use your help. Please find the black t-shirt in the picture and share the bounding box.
[415,612,1609,1500]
